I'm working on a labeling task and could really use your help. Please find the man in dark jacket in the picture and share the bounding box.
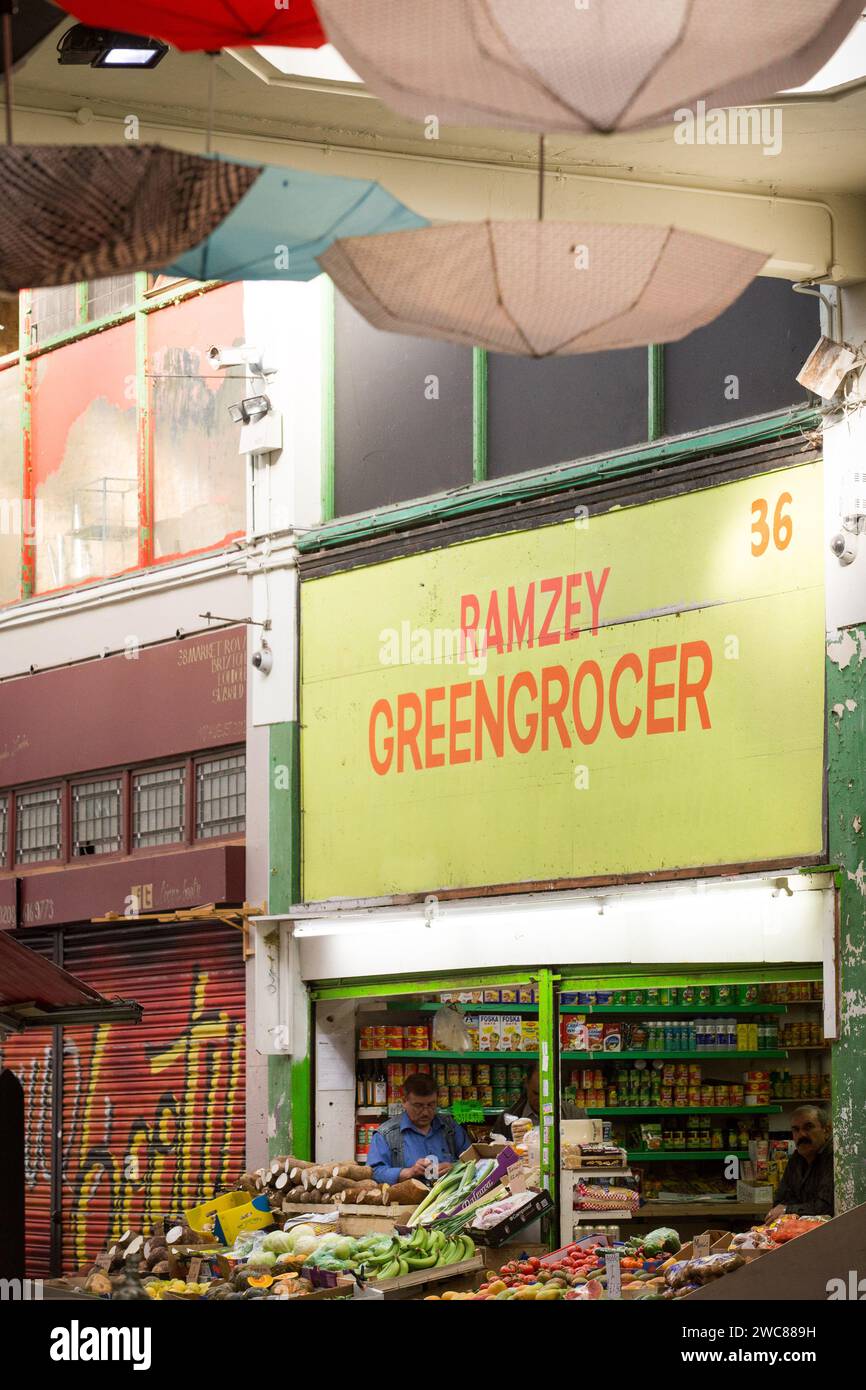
[766,1105,833,1220]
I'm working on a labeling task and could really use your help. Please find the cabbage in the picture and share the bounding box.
[248,1250,277,1268]
[292,1234,319,1258]
[332,1238,356,1261]
[286,1225,316,1250]
[316,1233,343,1249]
[261,1231,294,1255]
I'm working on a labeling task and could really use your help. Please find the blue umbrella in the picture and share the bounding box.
[164,160,428,282]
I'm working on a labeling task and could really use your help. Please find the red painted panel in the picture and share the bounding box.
[0,627,245,788]
[16,843,245,930]
[0,934,56,1279]
[60,921,246,1273]
[31,324,136,490]
[0,877,16,929]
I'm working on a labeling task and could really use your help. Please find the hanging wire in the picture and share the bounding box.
[537,134,545,221]
[1,1,13,145]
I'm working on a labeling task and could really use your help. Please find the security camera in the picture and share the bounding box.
[252,644,273,675]
[830,515,865,566]
[207,345,272,375]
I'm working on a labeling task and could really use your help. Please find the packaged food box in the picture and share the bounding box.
[602,1026,622,1052]
[714,983,734,1005]
[521,1020,539,1052]
[517,985,536,1003]
[499,1015,523,1051]
[614,990,630,1005]
[500,987,519,1003]
[483,989,502,1003]
[595,990,613,1005]
[478,1016,500,1052]
[586,1022,606,1052]
[561,1017,589,1050]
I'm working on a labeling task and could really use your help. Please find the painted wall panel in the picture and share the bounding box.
[0,364,22,605]
[32,324,137,594]
[150,285,246,562]
[0,627,245,787]
[301,462,825,900]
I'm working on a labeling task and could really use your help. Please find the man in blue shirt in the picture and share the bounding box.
[368,1073,471,1186]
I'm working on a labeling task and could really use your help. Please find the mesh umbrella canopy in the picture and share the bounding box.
[0,145,260,293]
[164,163,428,282]
[318,221,768,357]
[55,1,326,50]
[318,0,865,132]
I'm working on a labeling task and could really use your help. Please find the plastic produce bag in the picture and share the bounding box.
[432,1003,471,1052]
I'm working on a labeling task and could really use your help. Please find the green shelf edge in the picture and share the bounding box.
[627,1150,749,1162]
[388,1002,539,1014]
[560,1004,788,1015]
[359,1049,538,1061]
[561,1050,787,1061]
[586,1105,782,1116]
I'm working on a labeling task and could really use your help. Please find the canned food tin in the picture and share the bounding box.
[450,1086,463,1103]
[480,1085,494,1107]
[475,1064,491,1085]
[446,1063,460,1085]
[463,1086,478,1102]
[437,1087,450,1108]
[459,1064,473,1087]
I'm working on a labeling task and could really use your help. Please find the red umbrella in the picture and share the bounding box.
[54,2,326,51]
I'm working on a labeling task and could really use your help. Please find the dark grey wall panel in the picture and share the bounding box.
[334,293,474,516]
[664,277,818,437]
[486,349,648,479]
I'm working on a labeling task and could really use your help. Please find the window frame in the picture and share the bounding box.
[69,773,125,861]
[130,760,190,856]
[317,283,820,540]
[14,782,64,868]
[0,748,246,870]
[3,273,239,609]
[193,749,247,842]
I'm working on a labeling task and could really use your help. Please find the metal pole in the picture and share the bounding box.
[537,134,545,221]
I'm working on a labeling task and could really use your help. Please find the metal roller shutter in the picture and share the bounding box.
[0,933,56,1279]
[59,920,246,1273]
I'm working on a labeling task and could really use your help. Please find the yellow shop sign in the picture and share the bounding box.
[301,463,825,900]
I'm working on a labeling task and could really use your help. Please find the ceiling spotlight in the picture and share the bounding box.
[227,395,271,425]
[57,24,168,69]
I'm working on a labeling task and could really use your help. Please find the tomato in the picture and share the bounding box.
[527,1258,541,1271]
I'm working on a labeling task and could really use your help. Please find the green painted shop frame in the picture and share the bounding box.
[6,272,226,601]
[301,960,827,1242]
[311,281,819,543]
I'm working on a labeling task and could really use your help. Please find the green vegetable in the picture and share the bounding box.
[261,1231,294,1255]
[642,1227,681,1256]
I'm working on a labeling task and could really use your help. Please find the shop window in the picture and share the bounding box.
[31,322,138,593]
[0,793,8,867]
[72,777,122,857]
[86,276,136,322]
[149,283,246,560]
[132,766,186,849]
[196,752,245,839]
[30,286,78,344]
[486,349,649,479]
[333,291,474,516]
[16,786,62,864]
[0,295,18,357]
[663,277,818,437]
[0,364,22,605]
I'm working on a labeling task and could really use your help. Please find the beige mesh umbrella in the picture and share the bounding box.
[317,0,864,132]
[0,145,260,292]
[318,220,768,357]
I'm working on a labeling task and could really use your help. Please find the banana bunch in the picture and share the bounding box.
[360,1227,476,1281]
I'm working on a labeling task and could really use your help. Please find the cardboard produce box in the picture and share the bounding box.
[468,1191,555,1247]
[737,1180,774,1206]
